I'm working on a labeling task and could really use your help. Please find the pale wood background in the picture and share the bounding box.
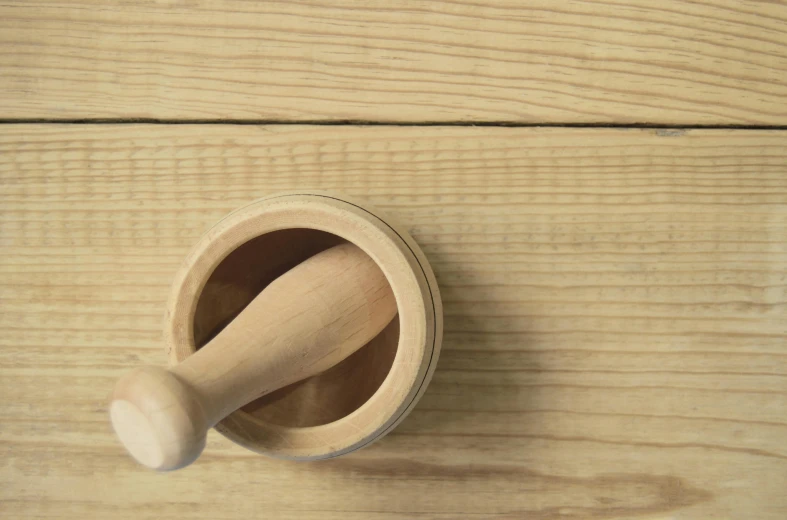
[2,0,787,518]
[1,125,785,519]
[2,0,787,124]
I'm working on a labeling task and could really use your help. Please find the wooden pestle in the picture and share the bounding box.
[110,243,398,471]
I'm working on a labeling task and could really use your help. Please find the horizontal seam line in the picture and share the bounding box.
[0,118,787,130]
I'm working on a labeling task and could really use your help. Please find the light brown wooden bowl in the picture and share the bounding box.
[164,192,442,460]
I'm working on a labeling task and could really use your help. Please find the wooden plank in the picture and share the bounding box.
[0,124,786,519]
[2,1,787,124]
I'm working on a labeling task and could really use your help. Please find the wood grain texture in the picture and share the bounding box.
[1,124,786,519]
[2,1,787,124]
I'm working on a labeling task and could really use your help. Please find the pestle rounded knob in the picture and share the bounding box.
[110,243,397,471]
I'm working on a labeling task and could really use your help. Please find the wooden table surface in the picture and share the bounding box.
[1,3,786,520]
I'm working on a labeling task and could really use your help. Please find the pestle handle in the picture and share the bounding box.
[110,243,397,471]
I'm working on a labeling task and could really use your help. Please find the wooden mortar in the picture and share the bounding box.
[115,192,443,467]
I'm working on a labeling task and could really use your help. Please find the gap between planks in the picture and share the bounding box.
[0,118,787,131]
